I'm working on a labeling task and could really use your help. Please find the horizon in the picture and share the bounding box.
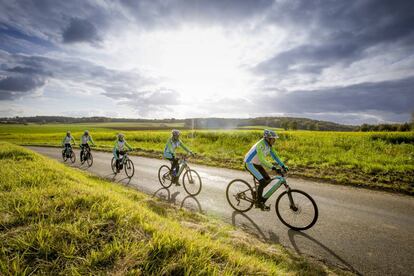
[1,0,413,125]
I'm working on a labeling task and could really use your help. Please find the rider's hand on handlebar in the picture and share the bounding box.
[282,165,289,172]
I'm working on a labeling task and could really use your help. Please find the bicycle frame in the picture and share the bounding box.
[262,176,287,199]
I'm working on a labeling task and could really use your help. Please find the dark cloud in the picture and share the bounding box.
[119,0,273,27]
[259,77,414,115]
[256,0,414,75]
[62,18,100,44]
[0,75,46,100]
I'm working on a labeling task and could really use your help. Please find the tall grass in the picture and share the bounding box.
[0,142,342,275]
[1,124,413,194]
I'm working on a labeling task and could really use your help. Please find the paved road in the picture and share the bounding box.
[29,146,414,276]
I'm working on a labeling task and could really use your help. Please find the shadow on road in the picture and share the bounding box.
[287,229,362,275]
[180,195,203,213]
[152,188,204,213]
[231,211,280,243]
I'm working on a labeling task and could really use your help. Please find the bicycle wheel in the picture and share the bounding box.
[275,189,318,231]
[86,152,93,167]
[226,179,255,212]
[111,157,117,173]
[70,150,76,163]
[62,150,67,162]
[125,159,135,178]
[182,169,202,196]
[158,165,173,188]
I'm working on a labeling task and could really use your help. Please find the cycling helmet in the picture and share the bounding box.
[263,129,278,139]
[84,130,89,135]
[172,129,180,137]
[118,133,125,139]
[66,131,71,135]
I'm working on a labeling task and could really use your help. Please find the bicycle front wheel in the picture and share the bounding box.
[62,150,67,162]
[86,152,93,167]
[158,165,172,188]
[182,169,202,196]
[275,189,318,231]
[70,150,76,163]
[125,159,135,178]
[226,179,254,212]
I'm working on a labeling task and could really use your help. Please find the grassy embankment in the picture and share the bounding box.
[0,123,413,194]
[0,142,345,275]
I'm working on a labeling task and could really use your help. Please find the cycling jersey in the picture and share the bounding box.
[62,135,75,145]
[81,134,95,145]
[113,139,132,151]
[163,137,191,159]
[244,138,284,169]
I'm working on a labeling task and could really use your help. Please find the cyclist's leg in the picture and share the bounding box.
[254,164,272,203]
[245,163,269,208]
[80,144,84,160]
[113,148,120,170]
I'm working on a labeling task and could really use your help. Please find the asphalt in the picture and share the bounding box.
[28,146,414,276]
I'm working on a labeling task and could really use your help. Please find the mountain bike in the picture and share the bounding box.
[62,145,76,163]
[158,155,202,196]
[80,145,93,167]
[111,150,135,178]
[226,168,318,231]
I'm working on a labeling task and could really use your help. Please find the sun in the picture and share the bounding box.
[150,27,250,100]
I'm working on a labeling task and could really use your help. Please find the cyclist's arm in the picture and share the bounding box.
[89,136,96,146]
[179,140,191,154]
[125,141,133,151]
[270,147,284,167]
[61,137,65,146]
[113,140,118,150]
[257,142,273,169]
[71,136,76,145]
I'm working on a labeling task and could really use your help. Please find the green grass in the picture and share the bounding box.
[0,142,345,275]
[1,124,413,194]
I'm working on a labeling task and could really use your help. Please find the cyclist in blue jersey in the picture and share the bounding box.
[244,129,289,210]
[163,129,193,184]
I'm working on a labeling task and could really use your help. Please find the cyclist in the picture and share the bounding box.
[62,131,76,157]
[80,130,96,162]
[113,133,133,172]
[163,129,193,184]
[244,129,289,211]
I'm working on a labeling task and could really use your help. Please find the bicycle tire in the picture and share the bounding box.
[158,165,173,188]
[125,159,135,178]
[111,157,117,174]
[182,169,202,196]
[86,152,93,167]
[226,179,255,212]
[275,189,318,231]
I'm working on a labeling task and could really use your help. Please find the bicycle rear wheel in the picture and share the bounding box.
[158,165,173,188]
[125,159,134,178]
[182,169,202,196]
[62,150,67,162]
[275,189,318,231]
[111,157,117,173]
[226,179,254,212]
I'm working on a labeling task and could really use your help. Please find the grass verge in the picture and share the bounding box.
[0,142,348,275]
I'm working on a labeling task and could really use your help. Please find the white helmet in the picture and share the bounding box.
[263,129,278,139]
[118,133,125,139]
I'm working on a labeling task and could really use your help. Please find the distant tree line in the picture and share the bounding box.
[357,123,412,132]
[1,116,412,132]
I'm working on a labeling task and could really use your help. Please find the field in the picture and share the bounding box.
[0,123,413,194]
[0,142,343,275]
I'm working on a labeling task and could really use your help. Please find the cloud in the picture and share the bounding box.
[256,0,414,76]
[257,77,414,118]
[0,75,46,100]
[62,18,100,44]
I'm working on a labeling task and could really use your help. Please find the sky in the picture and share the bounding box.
[0,0,413,125]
